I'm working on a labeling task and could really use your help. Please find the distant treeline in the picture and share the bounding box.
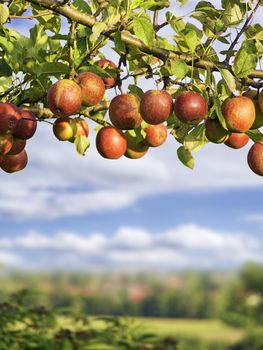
[0,263,263,325]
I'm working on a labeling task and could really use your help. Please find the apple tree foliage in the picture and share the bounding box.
[0,0,263,170]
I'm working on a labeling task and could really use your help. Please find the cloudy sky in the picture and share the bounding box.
[1,0,263,271]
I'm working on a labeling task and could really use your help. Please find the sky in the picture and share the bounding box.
[0,0,263,272]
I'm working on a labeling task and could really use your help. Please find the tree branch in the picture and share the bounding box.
[25,0,263,84]
[28,101,111,126]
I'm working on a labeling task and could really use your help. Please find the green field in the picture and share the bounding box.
[135,318,244,344]
[59,317,245,347]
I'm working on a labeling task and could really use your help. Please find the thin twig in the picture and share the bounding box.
[9,12,53,19]
[68,20,78,78]
[226,0,262,62]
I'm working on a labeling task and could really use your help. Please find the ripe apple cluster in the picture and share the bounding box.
[204,91,263,176]
[0,102,37,173]
[96,90,209,160]
[48,59,118,145]
[5,55,262,178]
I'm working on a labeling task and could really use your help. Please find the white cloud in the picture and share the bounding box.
[0,224,262,270]
[0,250,23,267]
[0,121,260,220]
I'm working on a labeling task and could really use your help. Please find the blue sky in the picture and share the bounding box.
[0,0,263,271]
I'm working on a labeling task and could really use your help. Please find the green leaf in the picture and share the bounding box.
[9,0,28,16]
[32,6,61,33]
[114,30,126,55]
[168,59,188,79]
[246,130,263,143]
[233,41,258,78]
[177,146,195,169]
[128,84,144,98]
[131,0,169,10]
[90,22,107,43]
[74,136,90,156]
[222,0,244,26]
[184,124,208,152]
[219,69,238,94]
[30,24,48,48]
[213,96,228,130]
[166,12,185,33]
[0,4,9,25]
[34,62,70,76]
[183,29,198,53]
[133,16,154,47]
[0,76,12,94]
[0,60,12,76]
[72,0,92,13]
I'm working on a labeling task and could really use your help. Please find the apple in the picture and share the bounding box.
[144,123,167,147]
[259,90,263,113]
[77,72,105,106]
[224,133,249,149]
[1,149,28,173]
[74,118,89,137]
[13,110,37,140]
[247,141,263,176]
[68,118,89,142]
[53,117,77,141]
[221,96,255,132]
[0,134,13,155]
[96,126,127,159]
[109,94,143,130]
[47,79,82,117]
[243,90,263,129]
[124,132,149,159]
[174,91,208,125]
[0,102,21,133]
[7,138,26,155]
[97,59,117,89]
[140,90,172,125]
[205,119,229,144]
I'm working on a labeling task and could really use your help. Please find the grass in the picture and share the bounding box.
[135,318,244,345]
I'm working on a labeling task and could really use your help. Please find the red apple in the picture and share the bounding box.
[47,79,82,117]
[224,133,249,149]
[74,118,89,137]
[97,59,117,89]
[7,138,26,155]
[96,126,127,159]
[13,110,37,140]
[140,90,172,125]
[1,149,28,173]
[0,134,13,155]
[109,94,142,130]
[174,91,208,125]
[0,102,21,133]
[247,141,263,176]
[144,123,167,147]
[53,117,77,141]
[68,118,89,142]
[205,119,229,144]
[77,72,105,106]
[221,96,255,132]
[124,132,149,159]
